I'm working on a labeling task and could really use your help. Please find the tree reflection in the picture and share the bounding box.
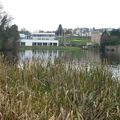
[2,50,18,65]
[100,52,120,65]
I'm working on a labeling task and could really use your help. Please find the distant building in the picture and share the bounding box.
[64,28,73,35]
[19,32,59,46]
[73,28,91,37]
[91,31,102,44]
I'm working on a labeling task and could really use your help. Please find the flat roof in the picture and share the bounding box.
[32,32,55,35]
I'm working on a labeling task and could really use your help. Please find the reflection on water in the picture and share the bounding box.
[19,50,59,64]
[100,52,120,65]
[18,49,120,65]
[2,50,19,64]
[12,49,120,79]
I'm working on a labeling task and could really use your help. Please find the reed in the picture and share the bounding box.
[0,56,120,120]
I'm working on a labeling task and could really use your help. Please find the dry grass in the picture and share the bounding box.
[0,56,120,120]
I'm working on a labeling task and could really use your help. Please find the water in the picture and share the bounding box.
[18,49,120,64]
[19,49,99,63]
[17,49,120,79]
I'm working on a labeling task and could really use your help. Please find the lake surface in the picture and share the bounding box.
[18,49,120,79]
[18,49,120,64]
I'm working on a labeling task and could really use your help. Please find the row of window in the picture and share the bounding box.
[32,42,57,46]
[20,42,57,46]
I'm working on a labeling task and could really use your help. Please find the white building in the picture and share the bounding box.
[19,32,59,46]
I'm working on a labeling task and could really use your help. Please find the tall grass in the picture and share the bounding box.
[0,56,120,120]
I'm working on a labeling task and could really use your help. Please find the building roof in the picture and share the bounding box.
[32,32,55,35]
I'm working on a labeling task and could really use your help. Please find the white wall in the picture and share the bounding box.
[20,39,59,46]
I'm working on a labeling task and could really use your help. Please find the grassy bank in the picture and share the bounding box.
[0,56,120,119]
[66,39,90,46]
[19,46,80,51]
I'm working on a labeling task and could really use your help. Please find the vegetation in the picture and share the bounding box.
[66,39,90,46]
[19,46,80,51]
[56,24,64,36]
[100,29,120,50]
[56,35,90,46]
[0,4,19,50]
[19,28,31,37]
[0,56,120,119]
[55,24,90,47]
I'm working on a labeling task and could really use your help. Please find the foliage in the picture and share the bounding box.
[56,24,64,36]
[56,34,90,46]
[0,56,120,119]
[56,36,64,46]
[64,39,90,47]
[0,4,19,50]
[100,31,110,50]
[19,28,31,36]
[0,24,19,50]
[100,30,120,50]
[69,39,90,46]
[110,29,120,37]
[19,46,80,51]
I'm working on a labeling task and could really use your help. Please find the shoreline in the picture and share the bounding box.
[19,46,81,51]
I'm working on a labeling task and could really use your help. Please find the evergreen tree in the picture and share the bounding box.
[56,24,64,36]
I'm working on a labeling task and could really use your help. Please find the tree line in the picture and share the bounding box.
[0,5,19,51]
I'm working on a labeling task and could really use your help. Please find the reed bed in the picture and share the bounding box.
[0,56,120,120]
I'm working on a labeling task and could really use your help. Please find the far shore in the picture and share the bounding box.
[19,46,81,51]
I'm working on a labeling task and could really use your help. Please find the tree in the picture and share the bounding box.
[0,15,11,49]
[19,28,31,39]
[100,30,120,51]
[56,24,64,36]
[110,29,120,37]
[3,24,19,50]
[20,28,31,35]
[100,31,110,51]
[0,3,19,50]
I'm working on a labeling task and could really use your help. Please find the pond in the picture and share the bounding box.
[18,49,120,64]
[18,49,120,79]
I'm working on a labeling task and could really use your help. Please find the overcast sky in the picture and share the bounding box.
[1,0,120,32]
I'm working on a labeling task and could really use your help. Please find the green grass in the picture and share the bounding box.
[0,56,120,119]
[66,39,90,46]
[19,46,80,51]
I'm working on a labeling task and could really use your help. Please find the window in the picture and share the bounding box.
[43,43,47,46]
[50,43,52,46]
[21,42,25,46]
[53,43,57,46]
[32,42,37,46]
[38,43,42,46]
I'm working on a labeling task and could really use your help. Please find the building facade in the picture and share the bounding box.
[91,31,102,44]
[19,32,59,46]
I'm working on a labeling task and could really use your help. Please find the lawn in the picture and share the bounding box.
[66,39,90,46]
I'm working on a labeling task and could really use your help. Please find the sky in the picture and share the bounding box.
[1,0,120,32]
